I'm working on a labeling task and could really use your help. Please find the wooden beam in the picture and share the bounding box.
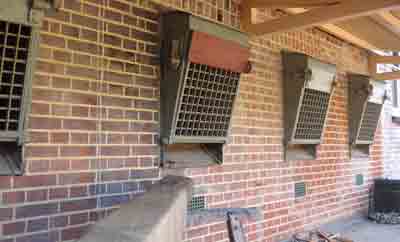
[286,8,382,50]
[372,12,400,37]
[246,0,340,8]
[372,71,400,81]
[243,0,400,36]
[370,54,400,64]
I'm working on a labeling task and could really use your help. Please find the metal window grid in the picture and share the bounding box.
[358,102,381,142]
[175,62,239,138]
[0,20,31,136]
[294,88,330,141]
[188,196,206,211]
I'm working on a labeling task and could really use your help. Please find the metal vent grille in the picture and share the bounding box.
[295,182,306,198]
[356,174,364,186]
[175,62,239,138]
[0,21,31,133]
[294,88,330,140]
[358,102,381,142]
[188,195,206,211]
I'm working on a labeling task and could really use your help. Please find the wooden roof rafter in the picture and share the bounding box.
[241,0,400,36]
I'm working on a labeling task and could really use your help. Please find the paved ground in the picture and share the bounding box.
[320,216,400,242]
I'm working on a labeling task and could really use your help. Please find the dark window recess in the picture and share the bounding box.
[188,196,206,211]
[0,20,33,176]
[295,182,306,198]
[356,174,364,186]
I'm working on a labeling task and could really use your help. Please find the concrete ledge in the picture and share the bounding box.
[187,207,263,227]
[78,176,193,242]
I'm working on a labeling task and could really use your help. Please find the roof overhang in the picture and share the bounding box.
[241,0,400,80]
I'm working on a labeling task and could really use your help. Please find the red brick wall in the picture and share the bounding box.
[0,1,384,242]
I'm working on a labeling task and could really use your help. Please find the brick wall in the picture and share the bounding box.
[0,1,385,242]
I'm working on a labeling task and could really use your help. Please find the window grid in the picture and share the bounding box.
[175,62,239,138]
[358,102,381,142]
[0,20,31,134]
[294,88,330,141]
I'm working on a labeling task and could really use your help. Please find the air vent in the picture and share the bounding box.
[188,196,206,211]
[282,51,336,160]
[356,174,364,186]
[160,12,250,168]
[348,74,386,157]
[295,182,306,198]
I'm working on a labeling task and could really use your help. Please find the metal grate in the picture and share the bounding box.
[175,62,240,138]
[188,195,206,211]
[356,174,364,186]
[358,102,381,142]
[295,182,306,198]
[294,88,330,141]
[0,20,31,134]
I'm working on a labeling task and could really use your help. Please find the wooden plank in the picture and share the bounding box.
[372,12,400,36]
[287,8,397,51]
[335,16,400,50]
[246,0,339,8]
[243,0,400,36]
[372,70,400,80]
[370,54,400,64]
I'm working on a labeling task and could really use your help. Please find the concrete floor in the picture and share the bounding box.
[320,216,400,242]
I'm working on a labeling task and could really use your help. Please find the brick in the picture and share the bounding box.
[16,203,58,219]
[60,146,96,157]
[101,146,129,156]
[53,50,72,63]
[130,169,159,179]
[100,194,130,207]
[14,175,57,188]
[50,187,68,200]
[41,34,66,48]
[27,160,50,173]
[50,215,68,228]
[62,25,80,38]
[30,131,49,143]
[3,221,25,235]
[0,208,12,222]
[59,172,95,185]
[61,225,89,241]
[100,170,129,181]
[60,198,96,212]
[3,191,25,204]
[27,217,49,232]
[69,212,89,225]
[16,231,59,242]
[63,119,97,130]
[70,186,87,198]
[29,117,61,130]
[26,189,48,202]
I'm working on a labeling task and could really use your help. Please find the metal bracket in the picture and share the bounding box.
[29,0,61,26]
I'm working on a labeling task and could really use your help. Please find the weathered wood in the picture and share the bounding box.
[372,70,400,81]
[242,0,400,36]
[189,31,251,73]
[246,0,339,8]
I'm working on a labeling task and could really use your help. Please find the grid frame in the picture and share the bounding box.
[174,62,240,139]
[294,88,331,141]
[0,20,31,137]
[358,102,381,142]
